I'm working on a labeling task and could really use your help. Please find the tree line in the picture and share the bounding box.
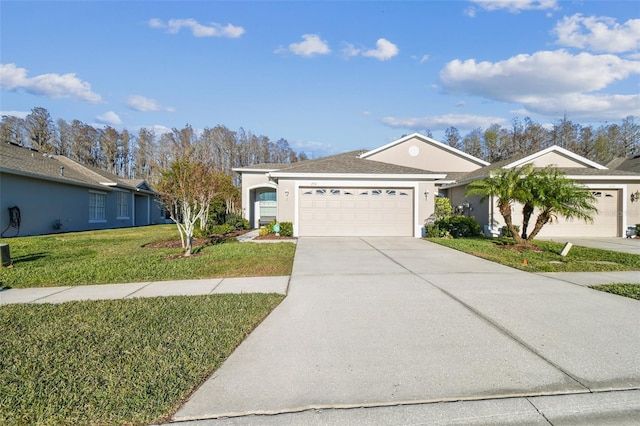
[2,107,638,184]
[436,115,639,164]
[0,107,309,185]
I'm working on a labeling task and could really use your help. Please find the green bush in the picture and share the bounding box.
[424,223,448,238]
[500,224,520,238]
[225,213,249,230]
[426,215,481,238]
[278,222,293,237]
[636,224,640,236]
[259,220,277,236]
[211,223,235,235]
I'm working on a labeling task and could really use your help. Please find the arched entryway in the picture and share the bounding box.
[248,187,277,228]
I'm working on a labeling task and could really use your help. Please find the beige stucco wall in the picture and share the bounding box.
[524,151,590,168]
[365,136,484,173]
[276,179,296,223]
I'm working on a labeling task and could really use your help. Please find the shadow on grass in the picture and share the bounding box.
[10,252,49,264]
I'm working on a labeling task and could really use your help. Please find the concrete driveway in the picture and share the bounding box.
[173,237,640,424]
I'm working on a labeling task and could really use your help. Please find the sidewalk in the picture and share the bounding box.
[0,276,290,305]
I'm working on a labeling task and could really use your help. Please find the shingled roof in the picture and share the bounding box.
[270,150,444,176]
[0,142,153,192]
[608,154,640,174]
[449,148,640,186]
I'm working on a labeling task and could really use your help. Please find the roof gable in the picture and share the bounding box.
[360,133,489,173]
[504,145,607,170]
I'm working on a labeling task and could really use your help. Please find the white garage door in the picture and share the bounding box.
[523,189,620,238]
[298,187,414,236]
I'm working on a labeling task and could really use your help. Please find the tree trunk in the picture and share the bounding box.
[521,203,534,240]
[527,212,551,241]
[500,202,526,245]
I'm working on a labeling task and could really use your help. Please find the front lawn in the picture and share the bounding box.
[0,225,295,288]
[0,294,284,425]
[590,283,640,300]
[426,237,640,272]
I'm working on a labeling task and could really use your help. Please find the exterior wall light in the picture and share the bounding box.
[631,190,640,202]
[424,190,429,200]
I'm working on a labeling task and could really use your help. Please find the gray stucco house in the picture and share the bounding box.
[234,133,640,238]
[0,142,166,237]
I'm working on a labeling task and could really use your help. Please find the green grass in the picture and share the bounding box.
[0,294,284,425]
[0,225,295,288]
[426,237,640,272]
[590,283,640,300]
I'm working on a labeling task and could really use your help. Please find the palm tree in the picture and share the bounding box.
[465,164,535,245]
[526,168,597,241]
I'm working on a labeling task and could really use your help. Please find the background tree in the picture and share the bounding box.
[444,126,461,150]
[25,107,55,152]
[0,115,25,146]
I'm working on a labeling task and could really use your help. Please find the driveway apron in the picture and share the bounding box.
[174,237,640,421]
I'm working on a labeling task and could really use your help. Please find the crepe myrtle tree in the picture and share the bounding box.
[156,159,221,256]
[465,164,597,245]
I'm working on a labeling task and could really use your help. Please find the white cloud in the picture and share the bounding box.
[553,14,640,53]
[0,110,28,119]
[362,39,399,61]
[148,18,244,38]
[342,43,361,58]
[0,63,103,103]
[96,111,122,126]
[380,114,507,131]
[277,34,331,57]
[342,39,399,61]
[440,49,640,120]
[469,0,558,13]
[126,95,175,112]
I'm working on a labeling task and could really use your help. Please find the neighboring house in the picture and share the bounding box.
[0,142,166,237]
[234,133,640,238]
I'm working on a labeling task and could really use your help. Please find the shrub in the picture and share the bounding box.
[278,222,293,237]
[225,213,249,230]
[500,224,520,238]
[211,223,235,235]
[636,224,640,236]
[425,215,481,239]
[259,220,277,236]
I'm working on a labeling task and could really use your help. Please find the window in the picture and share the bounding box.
[330,189,341,195]
[116,192,129,219]
[372,189,382,196]
[315,189,326,195]
[386,190,396,196]
[89,192,106,222]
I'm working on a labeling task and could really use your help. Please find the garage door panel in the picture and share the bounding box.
[299,187,414,236]
[511,189,619,237]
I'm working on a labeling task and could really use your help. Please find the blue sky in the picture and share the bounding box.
[1,0,638,157]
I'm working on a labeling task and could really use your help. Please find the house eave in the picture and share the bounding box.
[268,172,447,180]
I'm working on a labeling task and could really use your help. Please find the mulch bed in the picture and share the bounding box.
[253,234,297,240]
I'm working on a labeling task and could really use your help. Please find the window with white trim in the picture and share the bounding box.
[116,191,129,219]
[89,191,106,222]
